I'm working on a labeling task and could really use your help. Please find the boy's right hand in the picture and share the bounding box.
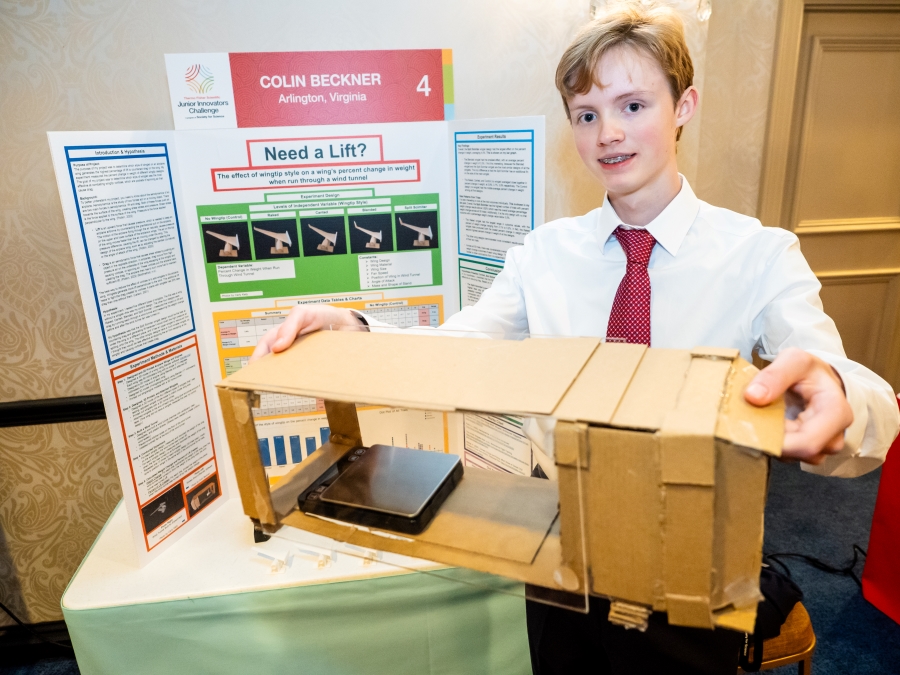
[250,305,362,362]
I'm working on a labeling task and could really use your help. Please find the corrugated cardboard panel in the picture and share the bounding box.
[710,439,768,611]
[553,342,646,424]
[219,331,599,416]
[659,435,716,487]
[413,467,559,564]
[715,358,784,456]
[297,466,558,566]
[611,349,693,430]
[281,510,567,590]
[660,357,732,486]
[460,337,600,414]
[663,484,714,628]
[587,427,662,607]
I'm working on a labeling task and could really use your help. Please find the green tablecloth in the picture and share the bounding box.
[63,501,530,675]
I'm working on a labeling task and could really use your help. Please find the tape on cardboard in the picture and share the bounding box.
[660,357,732,486]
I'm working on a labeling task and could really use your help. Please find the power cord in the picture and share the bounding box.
[764,544,867,589]
[0,600,74,651]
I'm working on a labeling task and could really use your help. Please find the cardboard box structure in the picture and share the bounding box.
[216,330,784,632]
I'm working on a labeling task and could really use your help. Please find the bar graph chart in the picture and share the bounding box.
[257,427,334,468]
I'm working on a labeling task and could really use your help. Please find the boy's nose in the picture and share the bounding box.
[596,120,624,146]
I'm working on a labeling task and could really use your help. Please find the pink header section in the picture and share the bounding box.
[228,50,445,127]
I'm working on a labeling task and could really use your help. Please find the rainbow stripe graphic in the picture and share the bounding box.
[185,64,214,94]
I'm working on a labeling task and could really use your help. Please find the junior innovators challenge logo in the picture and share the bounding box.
[185,64,214,93]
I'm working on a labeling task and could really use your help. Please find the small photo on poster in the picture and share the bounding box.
[186,474,220,517]
[300,216,347,257]
[141,484,186,534]
[348,214,393,254]
[202,222,252,263]
[396,212,439,251]
[251,218,300,259]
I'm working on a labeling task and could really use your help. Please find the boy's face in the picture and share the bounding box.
[567,45,695,201]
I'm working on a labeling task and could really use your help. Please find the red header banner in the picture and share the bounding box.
[228,50,449,127]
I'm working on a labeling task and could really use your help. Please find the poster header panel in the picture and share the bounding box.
[166,50,451,130]
[228,50,448,128]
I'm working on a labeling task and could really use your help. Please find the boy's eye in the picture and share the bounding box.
[578,112,597,124]
[626,102,642,113]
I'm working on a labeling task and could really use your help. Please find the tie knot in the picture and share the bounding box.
[614,226,656,266]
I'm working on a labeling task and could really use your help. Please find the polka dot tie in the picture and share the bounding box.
[606,226,656,346]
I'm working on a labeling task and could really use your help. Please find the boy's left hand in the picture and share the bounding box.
[743,347,854,465]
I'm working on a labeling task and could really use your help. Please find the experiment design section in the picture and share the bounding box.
[198,188,442,301]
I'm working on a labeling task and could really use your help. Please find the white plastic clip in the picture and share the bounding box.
[252,546,292,574]
[293,546,335,569]
[344,543,383,566]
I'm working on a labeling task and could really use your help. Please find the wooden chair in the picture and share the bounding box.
[738,602,816,674]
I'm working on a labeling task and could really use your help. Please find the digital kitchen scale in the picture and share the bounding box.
[298,444,463,535]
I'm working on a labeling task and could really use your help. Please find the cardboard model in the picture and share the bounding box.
[216,330,783,632]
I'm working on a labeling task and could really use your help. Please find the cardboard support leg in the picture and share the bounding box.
[323,400,364,447]
[218,387,277,527]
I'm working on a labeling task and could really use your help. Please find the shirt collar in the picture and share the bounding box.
[596,176,701,257]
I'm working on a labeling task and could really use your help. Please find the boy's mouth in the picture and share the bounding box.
[599,154,635,165]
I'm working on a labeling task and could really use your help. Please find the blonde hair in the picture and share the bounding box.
[555,2,694,139]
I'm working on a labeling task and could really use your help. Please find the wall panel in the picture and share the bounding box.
[0,420,121,626]
[696,0,781,217]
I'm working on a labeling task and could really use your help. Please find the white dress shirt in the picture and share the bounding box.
[368,178,899,477]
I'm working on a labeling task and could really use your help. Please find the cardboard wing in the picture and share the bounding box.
[216,330,783,632]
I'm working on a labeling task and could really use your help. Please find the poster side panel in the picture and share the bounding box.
[48,131,224,565]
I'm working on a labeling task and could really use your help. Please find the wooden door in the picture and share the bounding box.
[760,0,900,390]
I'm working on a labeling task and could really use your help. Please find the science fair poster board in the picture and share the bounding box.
[48,50,544,564]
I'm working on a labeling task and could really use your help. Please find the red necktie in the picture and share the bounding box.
[606,227,656,346]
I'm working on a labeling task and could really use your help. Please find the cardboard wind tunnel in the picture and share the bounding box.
[216,330,784,632]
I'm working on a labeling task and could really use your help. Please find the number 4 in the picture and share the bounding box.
[416,75,431,97]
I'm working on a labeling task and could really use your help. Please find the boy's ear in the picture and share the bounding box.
[675,86,699,129]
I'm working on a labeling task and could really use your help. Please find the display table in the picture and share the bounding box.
[63,499,530,675]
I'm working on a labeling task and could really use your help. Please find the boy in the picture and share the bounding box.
[253,3,899,672]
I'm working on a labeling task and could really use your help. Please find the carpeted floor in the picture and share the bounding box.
[764,459,900,674]
[0,659,78,675]
[3,458,898,675]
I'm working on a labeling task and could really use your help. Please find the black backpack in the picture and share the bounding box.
[738,562,804,671]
